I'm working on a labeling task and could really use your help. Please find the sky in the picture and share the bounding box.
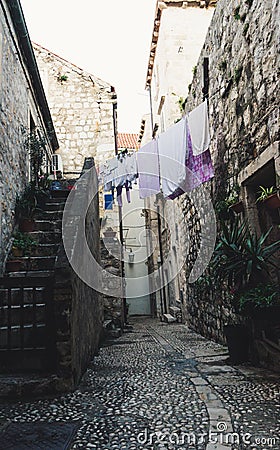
[20,0,157,133]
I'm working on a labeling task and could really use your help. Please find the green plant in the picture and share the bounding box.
[178,96,186,113]
[212,220,280,290]
[234,67,243,84]
[237,284,279,315]
[233,6,241,20]
[15,184,37,220]
[23,128,48,188]
[12,231,37,256]
[192,65,197,77]
[57,74,68,82]
[256,186,277,203]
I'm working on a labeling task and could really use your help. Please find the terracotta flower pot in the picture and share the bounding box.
[263,193,280,210]
[19,218,36,232]
[229,201,244,214]
[224,324,249,363]
[6,260,23,272]
[12,246,23,257]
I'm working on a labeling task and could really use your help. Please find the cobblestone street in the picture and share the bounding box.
[0,318,279,449]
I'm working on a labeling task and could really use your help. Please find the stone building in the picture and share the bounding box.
[0,3,106,395]
[32,42,117,177]
[0,0,58,273]
[143,0,279,368]
[141,0,217,319]
[180,0,279,344]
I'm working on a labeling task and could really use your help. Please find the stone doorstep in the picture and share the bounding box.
[6,270,54,278]
[163,313,177,323]
[0,374,63,399]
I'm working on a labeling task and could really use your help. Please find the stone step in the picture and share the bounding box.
[49,190,70,199]
[43,203,65,212]
[163,313,177,323]
[34,220,62,232]
[45,197,68,204]
[33,244,59,256]
[36,211,63,220]
[5,256,55,272]
[27,231,62,244]
[6,270,54,278]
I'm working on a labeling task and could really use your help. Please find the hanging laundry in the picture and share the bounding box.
[125,152,138,183]
[188,100,210,156]
[185,126,214,191]
[111,151,138,206]
[168,123,214,199]
[137,139,160,199]
[158,117,188,198]
[100,157,118,191]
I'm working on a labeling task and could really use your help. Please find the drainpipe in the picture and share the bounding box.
[112,101,127,326]
[147,84,167,317]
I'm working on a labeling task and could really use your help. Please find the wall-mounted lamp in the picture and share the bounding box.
[128,248,135,264]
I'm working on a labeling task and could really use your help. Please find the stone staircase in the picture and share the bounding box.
[0,191,69,373]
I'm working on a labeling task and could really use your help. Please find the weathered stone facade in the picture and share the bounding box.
[33,43,116,176]
[180,0,280,342]
[53,160,103,390]
[143,1,216,318]
[0,2,57,274]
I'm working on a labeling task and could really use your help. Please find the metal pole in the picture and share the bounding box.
[157,204,167,315]
[112,101,126,325]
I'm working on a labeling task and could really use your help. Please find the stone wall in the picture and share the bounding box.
[33,43,116,176]
[53,160,103,390]
[179,0,280,342]
[0,3,54,274]
[101,238,124,328]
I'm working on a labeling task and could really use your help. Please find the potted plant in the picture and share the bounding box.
[226,185,244,213]
[6,232,37,272]
[212,220,280,362]
[15,184,37,232]
[35,174,51,209]
[237,284,280,320]
[256,186,280,210]
[12,231,38,257]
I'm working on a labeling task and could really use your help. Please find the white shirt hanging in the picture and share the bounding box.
[188,100,210,156]
[158,117,188,198]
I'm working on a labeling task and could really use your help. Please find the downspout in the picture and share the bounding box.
[112,101,127,326]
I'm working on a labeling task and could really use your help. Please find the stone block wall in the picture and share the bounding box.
[33,43,116,176]
[0,4,54,273]
[53,161,103,390]
[101,238,124,328]
[178,0,280,342]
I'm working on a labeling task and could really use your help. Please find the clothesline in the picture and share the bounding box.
[98,99,214,206]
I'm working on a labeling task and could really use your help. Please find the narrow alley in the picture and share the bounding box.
[0,318,279,449]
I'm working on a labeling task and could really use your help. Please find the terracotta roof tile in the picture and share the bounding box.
[118,133,139,150]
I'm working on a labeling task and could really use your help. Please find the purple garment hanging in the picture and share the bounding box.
[168,128,214,199]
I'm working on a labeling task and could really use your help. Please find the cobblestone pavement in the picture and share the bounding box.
[0,318,279,449]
